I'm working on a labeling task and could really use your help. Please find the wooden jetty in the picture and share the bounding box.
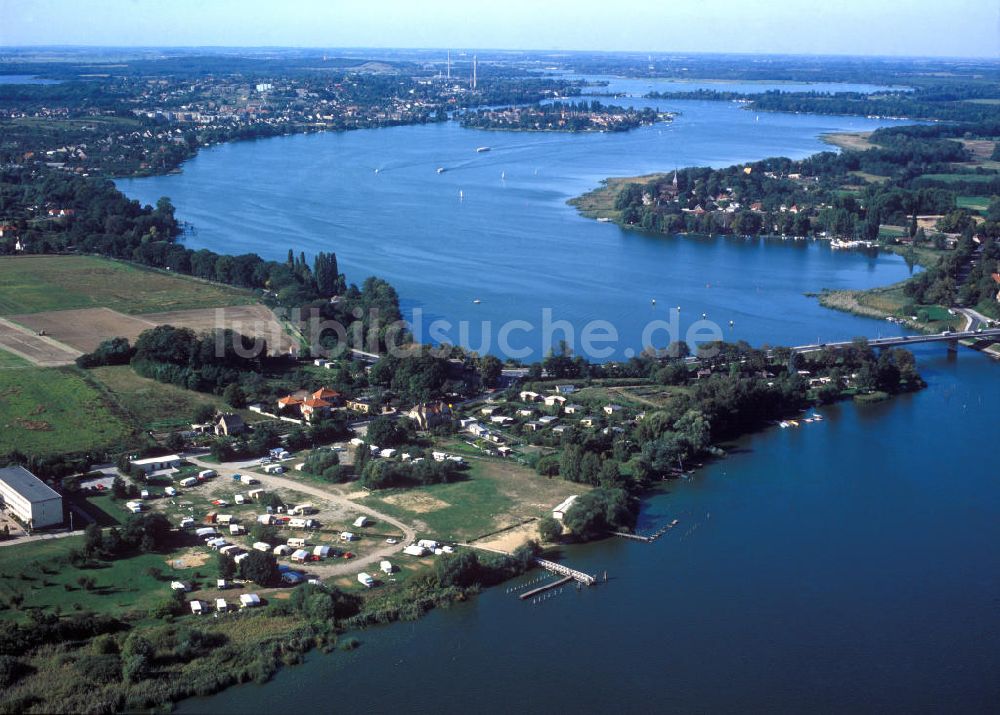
[519,575,572,600]
[534,558,596,586]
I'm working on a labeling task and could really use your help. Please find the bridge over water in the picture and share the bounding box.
[789,328,1000,355]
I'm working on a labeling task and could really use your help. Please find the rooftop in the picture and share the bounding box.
[130,454,181,466]
[0,465,61,503]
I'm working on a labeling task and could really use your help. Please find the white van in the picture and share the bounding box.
[179,477,197,488]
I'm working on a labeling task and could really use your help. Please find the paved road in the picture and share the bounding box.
[957,307,994,332]
[185,455,417,578]
[0,527,81,548]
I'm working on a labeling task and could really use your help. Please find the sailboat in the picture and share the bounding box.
[501,171,505,180]
[459,189,464,200]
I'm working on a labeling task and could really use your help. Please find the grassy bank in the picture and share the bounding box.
[568,173,666,220]
[817,282,964,333]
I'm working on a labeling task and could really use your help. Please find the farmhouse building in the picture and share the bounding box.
[215,413,247,436]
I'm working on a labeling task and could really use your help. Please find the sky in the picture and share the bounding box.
[1,0,998,58]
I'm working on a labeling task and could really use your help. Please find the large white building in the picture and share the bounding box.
[129,454,182,474]
[0,465,63,529]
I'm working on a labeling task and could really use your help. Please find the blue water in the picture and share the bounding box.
[0,75,63,85]
[120,83,1000,714]
[178,347,999,715]
[553,73,912,97]
[118,97,914,360]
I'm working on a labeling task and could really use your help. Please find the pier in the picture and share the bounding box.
[535,558,597,586]
[519,575,572,600]
[613,519,680,543]
[613,531,653,542]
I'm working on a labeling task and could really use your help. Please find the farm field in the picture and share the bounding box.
[957,195,991,212]
[0,317,81,366]
[0,255,254,315]
[10,302,292,356]
[919,173,997,184]
[0,360,135,455]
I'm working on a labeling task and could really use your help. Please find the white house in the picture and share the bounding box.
[519,391,541,402]
[543,395,567,407]
[0,465,63,529]
[467,423,489,438]
[538,415,559,426]
[552,495,579,521]
[129,454,182,474]
[603,404,623,415]
[215,598,229,613]
[564,403,583,415]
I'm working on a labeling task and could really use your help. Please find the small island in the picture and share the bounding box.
[461,100,672,133]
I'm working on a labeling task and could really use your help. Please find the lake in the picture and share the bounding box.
[118,95,916,360]
[118,86,1000,714]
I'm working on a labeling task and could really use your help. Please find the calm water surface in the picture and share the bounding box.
[118,84,999,714]
[119,96,915,358]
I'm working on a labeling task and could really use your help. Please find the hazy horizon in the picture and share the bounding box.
[1,0,998,59]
